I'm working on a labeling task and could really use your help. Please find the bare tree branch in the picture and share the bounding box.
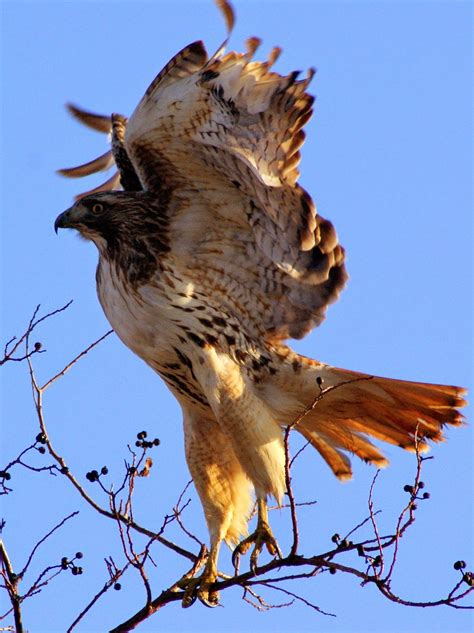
[0,540,23,633]
[2,305,472,631]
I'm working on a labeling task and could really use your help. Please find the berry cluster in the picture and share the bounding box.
[403,480,430,500]
[35,432,47,455]
[85,466,109,483]
[453,560,473,587]
[331,533,352,549]
[61,552,84,576]
[330,533,382,569]
[135,430,160,449]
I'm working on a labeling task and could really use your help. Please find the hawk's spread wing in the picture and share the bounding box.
[60,28,347,342]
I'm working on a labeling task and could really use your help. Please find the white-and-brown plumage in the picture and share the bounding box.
[55,0,466,606]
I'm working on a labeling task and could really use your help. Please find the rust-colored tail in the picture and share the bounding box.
[273,356,466,480]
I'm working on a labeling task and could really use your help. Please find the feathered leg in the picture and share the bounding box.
[181,406,252,606]
[191,347,286,570]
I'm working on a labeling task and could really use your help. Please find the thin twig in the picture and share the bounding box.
[20,512,79,578]
[368,470,384,577]
[67,562,131,632]
[41,330,113,390]
[1,302,73,366]
[263,582,336,617]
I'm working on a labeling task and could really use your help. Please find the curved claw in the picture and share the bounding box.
[181,585,198,609]
[181,572,219,609]
[232,519,282,574]
[198,592,220,608]
[232,537,251,570]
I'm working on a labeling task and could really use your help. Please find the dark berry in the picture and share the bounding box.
[403,484,413,493]
[422,492,430,499]
[153,438,160,446]
[114,582,122,591]
[462,572,473,587]
[34,342,42,351]
[86,470,99,482]
[331,533,340,544]
[128,466,137,475]
[38,446,46,454]
[36,433,47,444]
[329,567,336,575]
[137,431,147,440]
[418,481,425,489]
[454,560,466,570]
[101,466,108,476]
[60,466,69,474]
[135,440,142,448]
[75,552,83,559]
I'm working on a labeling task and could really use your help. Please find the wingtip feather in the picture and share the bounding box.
[66,103,112,134]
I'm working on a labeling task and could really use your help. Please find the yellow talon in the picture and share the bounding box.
[181,572,219,608]
[179,549,220,608]
[232,499,282,573]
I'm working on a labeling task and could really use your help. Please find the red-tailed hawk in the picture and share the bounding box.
[55,0,465,607]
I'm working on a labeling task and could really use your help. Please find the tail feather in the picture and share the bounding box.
[270,354,466,480]
[340,415,431,452]
[298,428,353,480]
[310,425,389,465]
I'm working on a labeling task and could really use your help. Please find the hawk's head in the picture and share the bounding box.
[55,191,169,284]
[55,191,169,251]
[56,192,143,242]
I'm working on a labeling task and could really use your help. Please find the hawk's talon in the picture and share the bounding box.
[232,517,282,574]
[180,569,219,609]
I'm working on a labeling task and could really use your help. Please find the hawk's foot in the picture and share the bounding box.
[179,565,219,608]
[232,515,282,574]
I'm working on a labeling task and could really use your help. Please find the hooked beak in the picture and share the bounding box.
[54,207,74,234]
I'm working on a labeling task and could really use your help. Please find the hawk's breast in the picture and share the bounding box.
[96,257,212,408]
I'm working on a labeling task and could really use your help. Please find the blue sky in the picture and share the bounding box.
[1,1,472,631]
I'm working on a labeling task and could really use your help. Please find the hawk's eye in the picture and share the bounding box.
[92,203,103,214]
